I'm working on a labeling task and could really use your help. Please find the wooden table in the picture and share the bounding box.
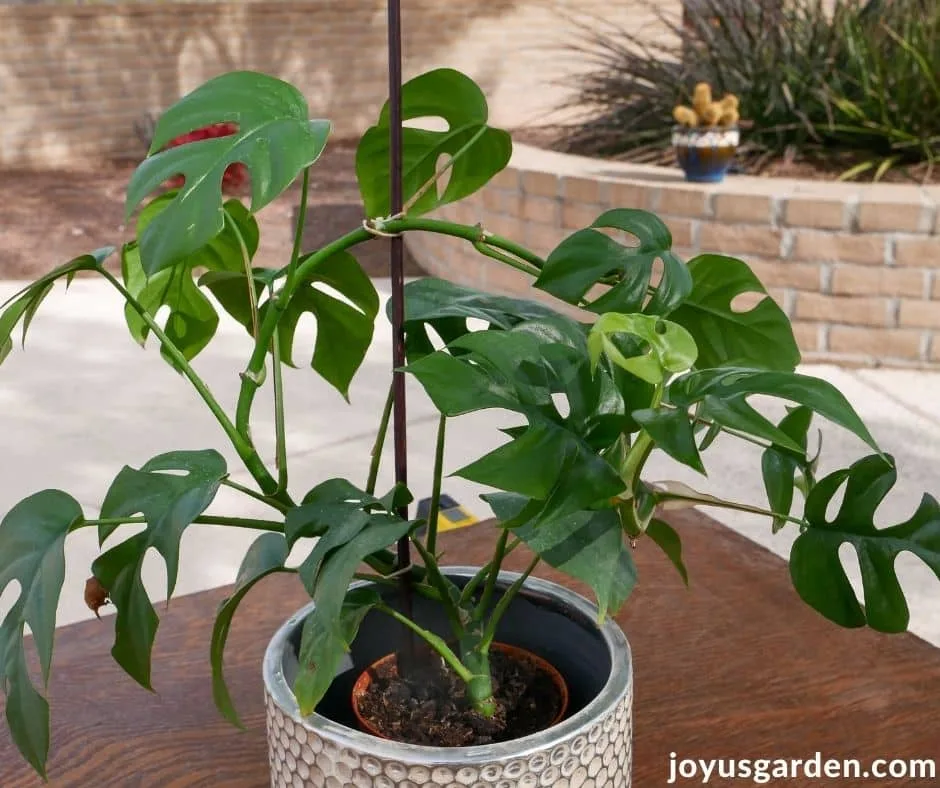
[2,510,938,787]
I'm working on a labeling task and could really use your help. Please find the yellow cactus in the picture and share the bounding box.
[672,105,699,127]
[700,102,723,127]
[719,93,740,112]
[692,82,713,116]
[673,84,741,129]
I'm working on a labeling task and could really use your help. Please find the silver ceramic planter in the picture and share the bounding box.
[263,567,633,788]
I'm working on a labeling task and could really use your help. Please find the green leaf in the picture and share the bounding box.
[486,493,637,620]
[261,251,379,399]
[294,587,382,716]
[0,490,84,777]
[127,71,331,274]
[286,478,379,547]
[666,254,800,370]
[588,312,698,384]
[211,533,293,727]
[791,454,940,633]
[401,278,563,361]
[291,481,416,595]
[92,450,227,689]
[122,194,259,363]
[646,518,689,586]
[761,406,814,533]
[0,249,113,365]
[406,325,626,523]
[535,209,692,315]
[356,68,512,217]
[633,407,706,474]
[668,368,880,455]
[301,512,415,631]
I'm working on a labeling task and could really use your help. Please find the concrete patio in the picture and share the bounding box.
[0,278,937,647]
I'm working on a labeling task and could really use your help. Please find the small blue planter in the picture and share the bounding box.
[673,126,740,183]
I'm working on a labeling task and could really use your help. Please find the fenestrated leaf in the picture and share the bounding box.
[121,194,259,364]
[294,587,382,716]
[356,69,511,217]
[535,209,692,315]
[127,71,331,274]
[761,406,814,532]
[199,267,273,331]
[407,325,626,524]
[401,278,563,361]
[791,454,940,633]
[0,249,114,365]
[668,368,880,455]
[92,450,227,689]
[260,251,379,400]
[633,407,705,474]
[486,492,637,620]
[646,518,689,586]
[0,490,84,777]
[588,312,698,384]
[211,533,293,727]
[667,254,800,370]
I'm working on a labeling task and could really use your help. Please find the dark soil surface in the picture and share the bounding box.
[355,647,564,747]
[0,140,423,281]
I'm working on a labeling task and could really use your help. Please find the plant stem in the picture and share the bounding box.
[472,240,542,279]
[220,478,289,514]
[457,537,521,608]
[685,414,772,450]
[474,529,510,621]
[409,537,465,638]
[270,303,288,493]
[481,555,540,648]
[381,217,546,272]
[284,167,311,289]
[81,515,285,532]
[655,490,806,527]
[366,383,395,495]
[424,415,447,556]
[225,210,259,339]
[376,604,475,685]
[97,267,281,497]
[621,382,664,490]
[235,226,372,446]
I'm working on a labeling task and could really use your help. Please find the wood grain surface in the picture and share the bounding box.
[1,509,938,787]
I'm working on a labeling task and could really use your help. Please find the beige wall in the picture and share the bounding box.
[0,0,679,168]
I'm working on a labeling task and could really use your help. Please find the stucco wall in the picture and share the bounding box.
[0,0,678,167]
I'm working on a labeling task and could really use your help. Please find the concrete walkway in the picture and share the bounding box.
[0,279,937,647]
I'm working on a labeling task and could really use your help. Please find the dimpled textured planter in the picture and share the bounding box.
[673,126,740,183]
[264,567,634,787]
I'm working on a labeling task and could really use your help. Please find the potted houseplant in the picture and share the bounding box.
[1,68,937,787]
[672,82,741,182]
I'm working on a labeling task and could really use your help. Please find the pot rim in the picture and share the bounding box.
[263,566,632,762]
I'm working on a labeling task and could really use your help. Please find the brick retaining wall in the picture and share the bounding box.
[405,145,940,368]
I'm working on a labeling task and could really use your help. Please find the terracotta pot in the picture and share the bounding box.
[350,642,570,739]
[264,567,634,787]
